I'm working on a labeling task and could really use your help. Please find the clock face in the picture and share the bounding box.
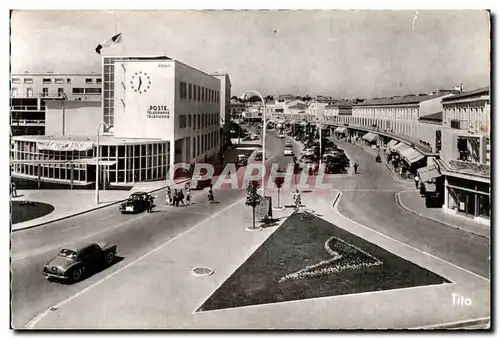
[130,71,151,94]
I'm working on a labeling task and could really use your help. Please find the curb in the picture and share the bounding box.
[11,178,190,233]
[394,192,489,240]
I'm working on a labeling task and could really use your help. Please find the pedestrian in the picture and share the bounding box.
[166,189,172,206]
[178,189,185,206]
[414,175,420,190]
[173,189,179,207]
[147,194,154,213]
[353,161,359,174]
[420,182,426,197]
[207,186,214,203]
[186,188,191,206]
[11,182,17,198]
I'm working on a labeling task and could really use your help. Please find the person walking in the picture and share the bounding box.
[353,161,359,174]
[147,194,154,213]
[11,182,17,198]
[165,189,172,207]
[178,189,185,206]
[207,185,214,204]
[414,175,420,190]
[185,188,192,206]
[173,189,179,207]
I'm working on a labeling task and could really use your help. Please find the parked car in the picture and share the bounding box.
[43,242,117,282]
[235,154,248,167]
[187,175,212,190]
[119,192,151,214]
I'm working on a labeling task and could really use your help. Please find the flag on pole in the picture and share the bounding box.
[95,33,122,55]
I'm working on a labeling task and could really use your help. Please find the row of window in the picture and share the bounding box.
[11,87,102,98]
[193,131,219,157]
[179,113,219,129]
[179,81,219,104]
[11,77,102,85]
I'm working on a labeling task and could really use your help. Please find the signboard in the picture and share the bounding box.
[459,202,465,211]
[147,105,170,119]
[255,196,272,221]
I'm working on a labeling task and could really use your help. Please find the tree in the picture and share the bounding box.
[274,175,285,208]
[245,181,262,229]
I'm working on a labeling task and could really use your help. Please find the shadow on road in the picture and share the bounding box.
[54,256,125,285]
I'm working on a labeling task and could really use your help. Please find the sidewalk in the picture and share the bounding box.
[10,178,189,231]
[397,190,490,239]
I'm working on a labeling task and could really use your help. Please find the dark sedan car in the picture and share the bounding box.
[119,192,151,213]
[43,242,117,282]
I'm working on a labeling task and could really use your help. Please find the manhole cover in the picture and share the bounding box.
[192,267,214,277]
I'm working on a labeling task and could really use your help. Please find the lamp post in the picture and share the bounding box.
[243,90,266,197]
[96,122,109,204]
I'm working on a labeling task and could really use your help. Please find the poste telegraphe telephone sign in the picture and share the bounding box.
[147,105,170,119]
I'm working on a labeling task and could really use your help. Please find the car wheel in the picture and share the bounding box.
[71,267,83,282]
[106,251,115,265]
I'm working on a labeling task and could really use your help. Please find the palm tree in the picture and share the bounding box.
[245,181,262,229]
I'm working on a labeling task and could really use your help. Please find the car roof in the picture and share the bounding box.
[62,241,96,253]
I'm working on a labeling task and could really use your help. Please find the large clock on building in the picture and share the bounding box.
[130,71,151,94]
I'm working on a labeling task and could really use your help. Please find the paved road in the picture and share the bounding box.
[10,131,287,328]
[331,140,490,279]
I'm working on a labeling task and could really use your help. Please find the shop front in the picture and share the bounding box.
[444,175,490,225]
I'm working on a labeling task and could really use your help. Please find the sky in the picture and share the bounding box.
[10,10,490,99]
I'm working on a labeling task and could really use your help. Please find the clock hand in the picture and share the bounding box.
[138,77,142,91]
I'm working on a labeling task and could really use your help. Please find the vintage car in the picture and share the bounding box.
[187,175,212,190]
[119,192,151,214]
[235,154,248,167]
[43,242,117,282]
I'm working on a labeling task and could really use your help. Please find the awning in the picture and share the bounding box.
[362,132,379,143]
[423,182,437,193]
[417,164,441,182]
[404,149,425,165]
[36,140,94,152]
[394,142,412,155]
[387,140,399,150]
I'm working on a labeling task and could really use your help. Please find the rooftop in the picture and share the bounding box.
[353,93,452,107]
[441,87,490,101]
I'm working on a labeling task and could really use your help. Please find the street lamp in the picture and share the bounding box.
[242,90,266,197]
[96,122,110,204]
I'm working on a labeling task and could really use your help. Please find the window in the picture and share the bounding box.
[73,88,85,94]
[85,78,93,84]
[193,115,197,129]
[24,78,33,84]
[85,88,102,94]
[217,91,220,103]
[58,88,64,96]
[42,88,49,96]
[27,88,33,97]
[96,78,102,84]
[180,81,187,99]
[197,86,201,101]
[67,78,71,84]
[188,84,192,100]
[42,78,52,84]
[11,88,18,97]
[55,78,64,84]
[198,114,201,129]
[193,85,197,101]
[12,78,21,84]
[179,115,187,128]
[188,114,192,127]
[201,87,205,102]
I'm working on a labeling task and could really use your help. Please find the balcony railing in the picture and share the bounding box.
[10,105,42,111]
[11,92,66,99]
[448,159,490,177]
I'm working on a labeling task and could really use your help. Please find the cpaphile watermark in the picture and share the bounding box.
[452,293,472,306]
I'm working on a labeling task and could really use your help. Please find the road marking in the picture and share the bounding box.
[332,192,489,282]
[25,196,247,329]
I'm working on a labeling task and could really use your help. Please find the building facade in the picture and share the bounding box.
[10,72,103,136]
[435,87,490,225]
[230,99,245,120]
[211,73,232,146]
[11,56,224,187]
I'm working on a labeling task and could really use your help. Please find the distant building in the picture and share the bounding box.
[211,73,232,147]
[230,99,245,120]
[10,72,103,136]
